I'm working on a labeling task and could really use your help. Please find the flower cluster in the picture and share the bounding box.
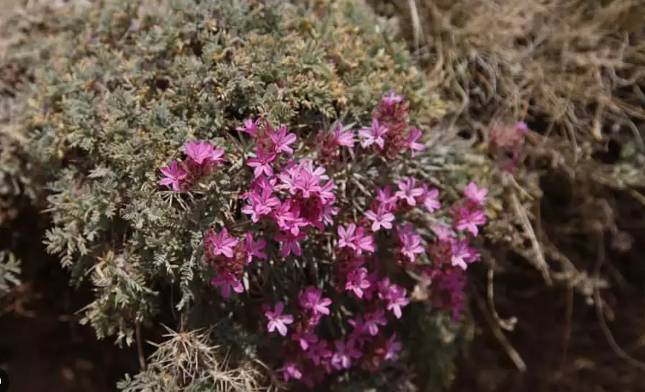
[158,93,488,388]
[159,141,225,191]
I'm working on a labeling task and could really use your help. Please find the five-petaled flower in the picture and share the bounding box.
[205,228,239,258]
[265,302,294,336]
[365,207,395,231]
[159,160,188,192]
[359,118,388,150]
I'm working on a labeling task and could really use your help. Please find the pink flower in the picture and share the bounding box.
[379,279,409,319]
[236,118,259,137]
[365,207,395,231]
[243,232,267,263]
[359,118,388,150]
[210,272,244,298]
[345,267,371,298]
[268,125,297,155]
[331,122,355,148]
[398,224,424,263]
[265,302,294,336]
[454,207,487,236]
[299,286,332,316]
[406,127,425,155]
[421,185,441,213]
[184,140,225,166]
[306,340,332,366]
[292,331,319,351]
[331,339,361,370]
[450,238,480,270]
[464,182,488,205]
[275,231,305,257]
[395,177,424,206]
[246,148,276,178]
[159,160,187,192]
[337,224,375,255]
[363,309,387,336]
[279,362,302,383]
[376,186,397,211]
[431,224,454,241]
[205,228,239,258]
[384,334,402,361]
[241,187,280,222]
[382,91,404,106]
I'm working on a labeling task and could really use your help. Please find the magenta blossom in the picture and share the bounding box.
[246,148,276,178]
[292,331,319,351]
[236,118,259,137]
[454,206,487,236]
[363,309,388,336]
[331,122,355,148]
[275,231,305,257]
[265,302,294,336]
[359,118,388,150]
[345,267,372,298]
[205,228,239,258]
[210,272,244,298]
[398,224,424,263]
[184,140,225,166]
[299,286,332,316]
[306,340,333,366]
[464,182,488,205]
[379,279,410,319]
[243,232,267,263]
[268,125,297,155]
[331,339,362,370]
[337,223,375,255]
[376,186,398,211]
[421,185,441,213]
[384,334,402,361]
[279,362,302,383]
[365,207,395,231]
[241,186,280,222]
[395,177,424,207]
[159,160,188,192]
[450,238,480,270]
[406,127,425,155]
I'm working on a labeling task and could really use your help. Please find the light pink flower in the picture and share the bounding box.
[205,228,239,258]
[337,224,374,255]
[406,127,425,155]
[398,224,424,263]
[395,177,424,206]
[359,118,388,150]
[279,362,302,382]
[454,207,487,236]
[450,238,480,270]
[376,186,397,211]
[331,122,355,148]
[184,140,225,166]
[159,160,187,192]
[265,302,294,336]
[236,118,259,137]
[365,207,395,231]
[421,185,441,213]
[246,148,276,178]
[299,286,332,316]
[379,279,409,319]
[464,182,488,205]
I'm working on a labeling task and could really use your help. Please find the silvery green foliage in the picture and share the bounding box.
[0,251,21,295]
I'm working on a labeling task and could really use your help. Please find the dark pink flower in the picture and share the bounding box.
[331,339,361,370]
[384,334,402,361]
[268,125,297,155]
[243,232,267,263]
[306,340,333,366]
[159,160,187,192]
[210,272,244,298]
[205,228,239,258]
[359,118,388,150]
[454,206,487,236]
[279,362,302,383]
[464,182,488,205]
[345,267,371,298]
[395,177,424,206]
[379,279,409,319]
[292,330,319,351]
[376,186,397,211]
[406,127,425,155]
[246,148,276,178]
[275,231,305,257]
[299,286,332,316]
[184,140,225,166]
[398,224,424,263]
[363,309,387,336]
[337,224,375,255]
[241,186,280,222]
[450,238,480,270]
[365,207,395,231]
[236,118,259,137]
[265,302,294,336]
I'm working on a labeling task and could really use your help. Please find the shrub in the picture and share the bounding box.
[3,0,489,389]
